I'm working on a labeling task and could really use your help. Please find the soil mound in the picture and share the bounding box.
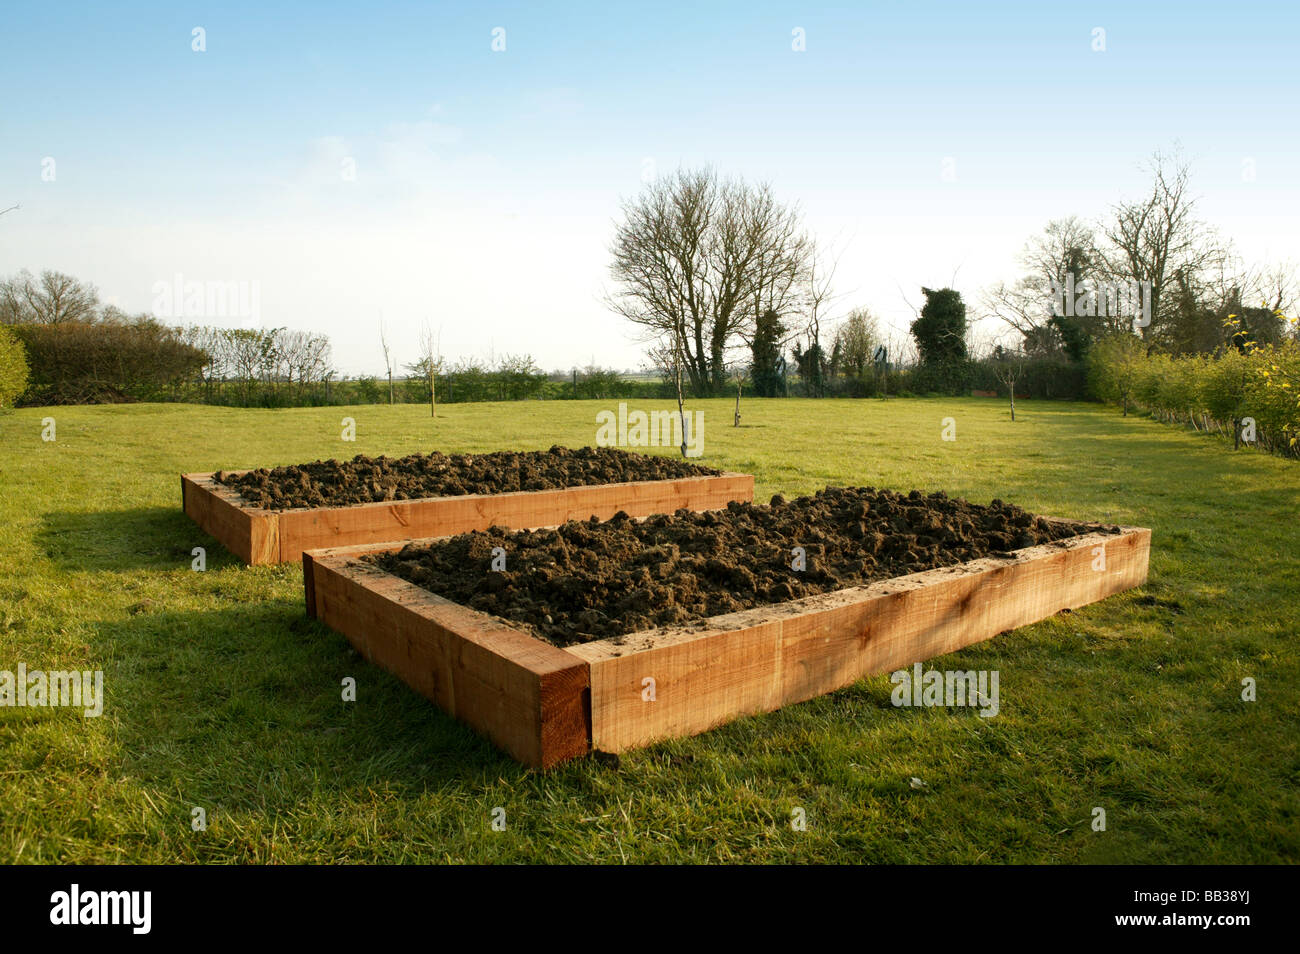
[370,486,1119,646]
[217,446,720,510]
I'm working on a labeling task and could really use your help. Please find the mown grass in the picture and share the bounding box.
[0,396,1296,863]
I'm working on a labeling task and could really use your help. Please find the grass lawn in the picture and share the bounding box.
[1,396,1296,863]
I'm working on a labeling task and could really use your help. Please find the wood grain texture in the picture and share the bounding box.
[182,470,754,565]
[180,473,276,565]
[566,527,1151,753]
[305,547,590,768]
[278,472,753,561]
[304,524,1148,765]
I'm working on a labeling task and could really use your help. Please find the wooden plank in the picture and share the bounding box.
[563,619,785,754]
[182,470,753,565]
[277,472,753,562]
[303,549,319,619]
[306,548,590,768]
[303,522,1150,765]
[180,473,276,565]
[567,527,1150,753]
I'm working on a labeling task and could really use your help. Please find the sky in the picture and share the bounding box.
[2,1,1297,375]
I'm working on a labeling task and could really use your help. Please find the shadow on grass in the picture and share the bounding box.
[37,507,242,573]
[94,602,521,805]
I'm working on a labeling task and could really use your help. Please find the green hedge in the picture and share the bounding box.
[12,320,207,405]
[967,358,1089,400]
[0,325,29,408]
[1088,332,1300,455]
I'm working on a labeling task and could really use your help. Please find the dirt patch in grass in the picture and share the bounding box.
[369,486,1120,646]
[216,446,720,510]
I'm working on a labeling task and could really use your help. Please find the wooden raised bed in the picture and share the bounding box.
[303,522,1151,767]
[181,470,755,565]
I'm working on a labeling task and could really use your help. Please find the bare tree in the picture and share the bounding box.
[257,326,284,394]
[648,332,691,458]
[225,328,264,405]
[607,166,809,396]
[275,329,332,392]
[378,317,394,404]
[1,269,100,324]
[414,321,443,417]
[37,270,100,324]
[982,216,1106,347]
[1025,217,1102,288]
[981,277,1043,342]
[990,347,1027,421]
[731,362,746,427]
[749,217,808,337]
[1210,258,1299,318]
[0,275,27,324]
[178,324,229,397]
[1255,261,1299,315]
[675,357,689,455]
[1101,149,1222,340]
[799,240,847,396]
[276,329,306,390]
[301,332,333,388]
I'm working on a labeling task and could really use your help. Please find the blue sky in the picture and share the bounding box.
[2,1,1297,373]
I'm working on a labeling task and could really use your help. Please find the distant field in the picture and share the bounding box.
[1,397,1296,863]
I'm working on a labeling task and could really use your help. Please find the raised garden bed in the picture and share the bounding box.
[302,489,1151,767]
[181,447,753,564]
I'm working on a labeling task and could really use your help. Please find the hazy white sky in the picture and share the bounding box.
[3,1,1297,375]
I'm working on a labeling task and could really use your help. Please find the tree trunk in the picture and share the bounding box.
[710,334,727,395]
[674,349,689,458]
[691,322,708,396]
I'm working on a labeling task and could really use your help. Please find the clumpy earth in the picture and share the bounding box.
[215,446,720,510]
[369,486,1120,647]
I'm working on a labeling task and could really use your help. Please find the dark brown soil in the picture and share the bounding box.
[216,446,720,510]
[368,486,1120,647]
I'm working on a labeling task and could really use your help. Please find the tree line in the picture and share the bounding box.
[0,273,671,408]
[606,153,1298,406]
[4,148,1297,415]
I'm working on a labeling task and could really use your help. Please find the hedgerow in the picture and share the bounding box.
[1087,317,1300,455]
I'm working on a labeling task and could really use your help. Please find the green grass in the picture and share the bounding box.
[1,396,1297,863]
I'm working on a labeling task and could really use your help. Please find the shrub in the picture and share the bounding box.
[911,287,968,365]
[1199,348,1253,424]
[1088,335,1146,415]
[352,376,383,404]
[1088,323,1300,455]
[0,324,30,407]
[12,319,206,405]
[1249,337,1300,447]
[907,357,973,396]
